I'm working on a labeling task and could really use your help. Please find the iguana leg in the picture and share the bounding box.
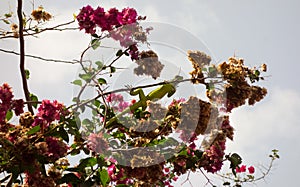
[129,88,148,111]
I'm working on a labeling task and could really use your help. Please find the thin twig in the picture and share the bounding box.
[17,0,33,114]
[200,168,215,187]
[216,156,277,185]
[181,171,194,187]
[0,20,77,39]
[0,48,78,64]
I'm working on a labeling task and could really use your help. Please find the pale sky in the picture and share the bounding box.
[1,0,300,186]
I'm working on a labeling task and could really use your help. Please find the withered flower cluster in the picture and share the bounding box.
[207,57,267,112]
[188,50,211,84]
[97,50,269,186]
[134,50,164,79]
[10,23,19,38]
[31,6,52,22]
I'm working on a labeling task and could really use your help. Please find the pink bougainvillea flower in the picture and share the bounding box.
[118,101,129,112]
[37,100,64,122]
[117,7,137,25]
[77,5,96,34]
[106,93,124,103]
[93,6,108,31]
[203,141,226,173]
[236,165,247,173]
[106,8,122,27]
[45,136,69,161]
[0,83,24,122]
[128,44,139,60]
[248,166,255,174]
[12,99,24,116]
[107,164,117,180]
[32,100,64,129]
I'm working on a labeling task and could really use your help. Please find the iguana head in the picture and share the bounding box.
[172,75,184,87]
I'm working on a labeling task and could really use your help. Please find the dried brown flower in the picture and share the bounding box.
[187,50,211,68]
[19,112,34,127]
[31,6,52,22]
[188,50,211,84]
[134,50,164,79]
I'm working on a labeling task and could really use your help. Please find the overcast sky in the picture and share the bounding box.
[1,0,300,186]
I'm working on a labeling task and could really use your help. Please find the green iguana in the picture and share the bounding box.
[105,75,183,129]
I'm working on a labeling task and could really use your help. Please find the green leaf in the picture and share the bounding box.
[97,156,106,167]
[69,149,81,156]
[255,70,260,76]
[79,73,92,82]
[25,69,30,80]
[82,118,93,125]
[99,169,109,186]
[2,19,9,24]
[116,49,123,57]
[116,185,128,187]
[92,109,98,116]
[194,150,203,158]
[223,182,230,186]
[91,33,99,38]
[178,149,188,156]
[72,97,79,102]
[206,83,215,90]
[95,61,104,69]
[4,13,12,18]
[91,39,101,50]
[208,66,216,73]
[228,153,242,177]
[72,79,82,87]
[59,127,69,142]
[78,157,97,169]
[5,110,13,121]
[56,173,81,184]
[27,125,40,135]
[110,66,116,73]
[98,78,107,85]
[93,100,101,107]
[229,153,242,168]
[29,93,38,108]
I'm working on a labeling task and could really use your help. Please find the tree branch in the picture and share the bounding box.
[0,48,78,64]
[0,20,77,39]
[17,0,34,114]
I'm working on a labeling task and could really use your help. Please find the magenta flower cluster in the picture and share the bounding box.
[106,93,130,112]
[45,136,69,161]
[236,165,255,174]
[77,5,137,34]
[77,5,141,60]
[32,99,64,128]
[203,140,226,173]
[107,159,132,185]
[0,83,24,123]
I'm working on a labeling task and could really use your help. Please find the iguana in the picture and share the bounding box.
[105,75,183,129]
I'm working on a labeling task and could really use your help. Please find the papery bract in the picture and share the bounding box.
[117,7,137,25]
[248,166,255,174]
[77,5,96,34]
[46,136,68,161]
[32,100,64,128]
[236,165,247,173]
